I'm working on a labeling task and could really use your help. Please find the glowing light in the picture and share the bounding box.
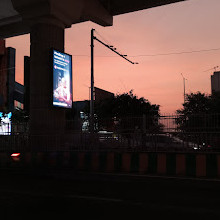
[11,153,20,157]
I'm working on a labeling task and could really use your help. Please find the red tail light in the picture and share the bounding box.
[11,153,21,161]
[11,153,20,157]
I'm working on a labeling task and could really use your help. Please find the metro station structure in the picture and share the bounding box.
[0,0,186,148]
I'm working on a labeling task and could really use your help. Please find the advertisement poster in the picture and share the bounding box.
[53,49,72,108]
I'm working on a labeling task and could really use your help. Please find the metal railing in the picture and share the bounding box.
[0,114,219,152]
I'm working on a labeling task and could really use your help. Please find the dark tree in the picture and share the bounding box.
[176,92,220,149]
[177,92,211,116]
[210,91,220,114]
[93,90,160,132]
[176,92,210,131]
[176,92,220,130]
[95,90,159,117]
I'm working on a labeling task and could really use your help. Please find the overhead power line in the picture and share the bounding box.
[71,47,220,58]
[90,28,138,132]
[203,66,219,72]
[93,36,138,64]
[130,47,220,57]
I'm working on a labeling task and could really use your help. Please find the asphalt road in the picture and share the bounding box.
[1,169,220,220]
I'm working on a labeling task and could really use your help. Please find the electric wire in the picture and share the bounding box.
[94,30,130,58]
[71,47,220,58]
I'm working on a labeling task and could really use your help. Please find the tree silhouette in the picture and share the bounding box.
[176,92,220,149]
[93,90,160,132]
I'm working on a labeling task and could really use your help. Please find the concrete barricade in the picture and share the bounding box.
[1,151,220,179]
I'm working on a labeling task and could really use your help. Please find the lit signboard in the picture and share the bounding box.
[53,49,72,108]
[0,112,12,135]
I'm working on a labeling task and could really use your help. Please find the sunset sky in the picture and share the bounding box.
[5,0,220,114]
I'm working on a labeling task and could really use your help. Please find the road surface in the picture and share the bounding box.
[0,169,220,219]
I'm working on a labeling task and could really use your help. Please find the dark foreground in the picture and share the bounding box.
[1,169,220,220]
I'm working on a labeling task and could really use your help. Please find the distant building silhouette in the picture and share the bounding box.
[24,56,30,114]
[73,87,114,131]
[94,87,114,103]
[74,87,114,114]
[0,39,25,112]
[14,81,25,109]
[211,71,220,94]
[73,100,89,114]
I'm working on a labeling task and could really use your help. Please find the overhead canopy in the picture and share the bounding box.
[100,0,186,16]
[0,0,186,38]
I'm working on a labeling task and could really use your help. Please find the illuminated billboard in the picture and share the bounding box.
[53,49,72,108]
[0,112,12,135]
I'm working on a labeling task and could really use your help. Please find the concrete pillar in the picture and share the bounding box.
[8,0,113,151]
[29,21,65,150]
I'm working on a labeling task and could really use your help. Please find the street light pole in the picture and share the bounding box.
[90,28,95,132]
[183,76,185,104]
[90,29,138,132]
[181,73,187,104]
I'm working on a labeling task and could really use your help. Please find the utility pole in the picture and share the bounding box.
[90,29,138,132]
[90,28,95,133]
[181,73,187,104]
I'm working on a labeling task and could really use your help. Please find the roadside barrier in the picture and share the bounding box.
[1,151,220,178]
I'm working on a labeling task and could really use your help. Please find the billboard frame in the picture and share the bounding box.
[51,48,73,109]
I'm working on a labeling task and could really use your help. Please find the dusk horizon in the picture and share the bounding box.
[1,1,220,219]
[6,0,220,114]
